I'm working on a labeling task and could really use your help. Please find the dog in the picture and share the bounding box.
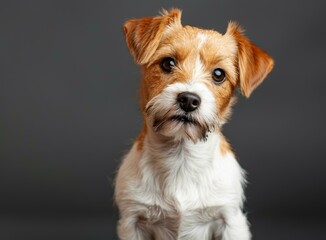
[115,9,273,240]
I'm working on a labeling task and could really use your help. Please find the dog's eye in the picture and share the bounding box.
[160,57,176,73]
[212,68,226,83]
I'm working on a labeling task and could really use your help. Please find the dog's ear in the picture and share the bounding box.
[227,22,274,98]
[123,9,182,65]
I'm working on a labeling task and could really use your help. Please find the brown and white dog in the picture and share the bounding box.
[115,9,273,240]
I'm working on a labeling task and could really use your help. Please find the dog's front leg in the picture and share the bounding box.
[217,209,251,240]
[118,217,152,240]
[117,209,154,240]
[117,202,179,240]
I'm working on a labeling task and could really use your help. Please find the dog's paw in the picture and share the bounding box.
[138,205,165,224]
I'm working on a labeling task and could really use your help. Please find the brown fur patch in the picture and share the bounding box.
[136,124,147,151]
[226,22,274,97]
[219,136,233,156]
[123,9,182,65]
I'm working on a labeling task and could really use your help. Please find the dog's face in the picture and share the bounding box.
[124,9,274,142]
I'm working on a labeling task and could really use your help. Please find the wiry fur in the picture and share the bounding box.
[146,82,218,142]
[115,8,273,240]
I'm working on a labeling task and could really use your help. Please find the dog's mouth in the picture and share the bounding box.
[153,114,198,131]
[146,98,217,142]
[169,114,197,124]
[153,114,198,130]
[152,113,214,142]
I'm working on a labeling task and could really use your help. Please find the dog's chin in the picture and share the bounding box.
[152,115,212,142]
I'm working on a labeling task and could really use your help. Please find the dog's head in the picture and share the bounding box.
[124,9,274,142]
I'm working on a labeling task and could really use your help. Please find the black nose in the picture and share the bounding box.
[177,92,201,112]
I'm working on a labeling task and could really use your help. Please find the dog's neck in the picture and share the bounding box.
[137,125,227,203]
[140,124,223,173]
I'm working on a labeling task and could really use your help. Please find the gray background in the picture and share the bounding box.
[1,0,326,239]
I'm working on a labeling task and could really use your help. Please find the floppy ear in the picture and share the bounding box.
[227,22,274,97]
[123,9,182,65]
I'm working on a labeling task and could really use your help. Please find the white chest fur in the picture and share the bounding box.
[116,132,245,213]
[115,132,250,239]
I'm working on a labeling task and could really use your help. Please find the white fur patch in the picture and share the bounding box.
[191,33,208,83]
[192,55,205,82]
[198,33,207,49]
